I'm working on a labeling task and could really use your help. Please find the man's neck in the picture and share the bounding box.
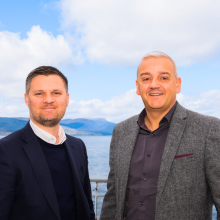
[30,117,60,144]
[144,104,174,131]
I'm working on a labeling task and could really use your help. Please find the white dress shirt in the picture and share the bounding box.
[29,119,67,145]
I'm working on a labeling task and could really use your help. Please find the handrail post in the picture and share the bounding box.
[95,181,98,219]
[90,179,107,220]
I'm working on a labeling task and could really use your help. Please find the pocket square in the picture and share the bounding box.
[174,153,194,159]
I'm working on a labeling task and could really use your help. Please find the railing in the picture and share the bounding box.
[90,179,107,220]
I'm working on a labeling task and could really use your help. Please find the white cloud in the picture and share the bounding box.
[1,89,220,122]
[66,89,144,122]
[0,25,83,97]
[65,90,220,122]
[0,89,144,122]
[59,0,220,66]
[177,90,220,118]
[0,96,28,118]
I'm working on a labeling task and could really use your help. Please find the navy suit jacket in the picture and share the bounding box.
[0,123,95,220]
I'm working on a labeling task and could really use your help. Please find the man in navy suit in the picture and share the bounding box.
[0,66,95,220]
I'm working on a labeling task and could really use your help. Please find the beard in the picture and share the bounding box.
[29,104,65,127]
[32,113,60,127]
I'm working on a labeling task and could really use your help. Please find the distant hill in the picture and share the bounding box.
[0,117,116,136]
[60,118,116,135]
[0,117,29,133]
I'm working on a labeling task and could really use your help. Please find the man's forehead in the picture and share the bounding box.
[137,57,175,75]
[30,75,66,91]
[31,74,63,81]
[140,56,173,66]
[31,75,64,85]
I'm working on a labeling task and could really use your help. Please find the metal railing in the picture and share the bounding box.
[90,179,107,220]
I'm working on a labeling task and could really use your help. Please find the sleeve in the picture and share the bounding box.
[82,142,95,220]
[0,143,16,220]
[100,127,117,220]
[204,118,220,220]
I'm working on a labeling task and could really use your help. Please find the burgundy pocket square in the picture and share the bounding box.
[174,153,194,159]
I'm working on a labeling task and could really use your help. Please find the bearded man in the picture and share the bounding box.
[0,66,95,220]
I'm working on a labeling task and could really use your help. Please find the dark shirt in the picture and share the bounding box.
[125,102,177,220]
[38,137,77,220]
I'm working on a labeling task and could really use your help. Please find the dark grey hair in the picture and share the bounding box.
[26,66,68,94]
[141,51,178,78]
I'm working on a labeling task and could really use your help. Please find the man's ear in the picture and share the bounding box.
[136,80,140,95]
[176,77,181,94]
[66,93,70,107]
[24,93,29,108]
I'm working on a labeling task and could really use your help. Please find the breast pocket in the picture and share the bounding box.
[174,153,194,159]
[170,154,196,187]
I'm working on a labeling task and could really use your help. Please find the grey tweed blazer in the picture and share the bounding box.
[100,102,220,220]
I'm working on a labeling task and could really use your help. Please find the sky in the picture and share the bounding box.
[0,0,220,122]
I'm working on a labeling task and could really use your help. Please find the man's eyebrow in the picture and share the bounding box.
[159,72,171,76]
[32,89,44,92]
[33,89,62,92]
[140,72,151,76]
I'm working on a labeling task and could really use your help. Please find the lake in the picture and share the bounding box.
[0,135,218,219]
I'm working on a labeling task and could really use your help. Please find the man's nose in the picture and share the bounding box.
[43,94,54,103]
[150,78,160,88]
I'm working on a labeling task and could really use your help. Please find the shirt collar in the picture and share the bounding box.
[163,101,177,124]
[137,101,177,129]
[29,119,67,145]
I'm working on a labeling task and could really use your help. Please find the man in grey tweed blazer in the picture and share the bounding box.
[100,51,220,220]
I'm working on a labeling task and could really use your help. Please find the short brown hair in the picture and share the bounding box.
[26,66,68,94]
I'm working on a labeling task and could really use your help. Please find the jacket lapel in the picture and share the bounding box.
[118,115,140,215]
[156,103,187,207]
[64,139,90,220]
[119,116,140,188]
[22,123,61,220]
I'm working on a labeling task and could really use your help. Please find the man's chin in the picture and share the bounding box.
[33,115,61,127]
[39,119,60,127]
[148,103,164,110]
[30,109,65,127]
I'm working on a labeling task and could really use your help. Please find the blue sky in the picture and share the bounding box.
[0,0,220,122]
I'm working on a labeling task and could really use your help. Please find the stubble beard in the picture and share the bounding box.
[32,113,60,127]
[29,105,65,127]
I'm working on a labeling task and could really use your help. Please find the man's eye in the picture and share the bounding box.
[54,92,60,95]
[161,77,168,80]
[36,93,42,96]
[143,78,150,81]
